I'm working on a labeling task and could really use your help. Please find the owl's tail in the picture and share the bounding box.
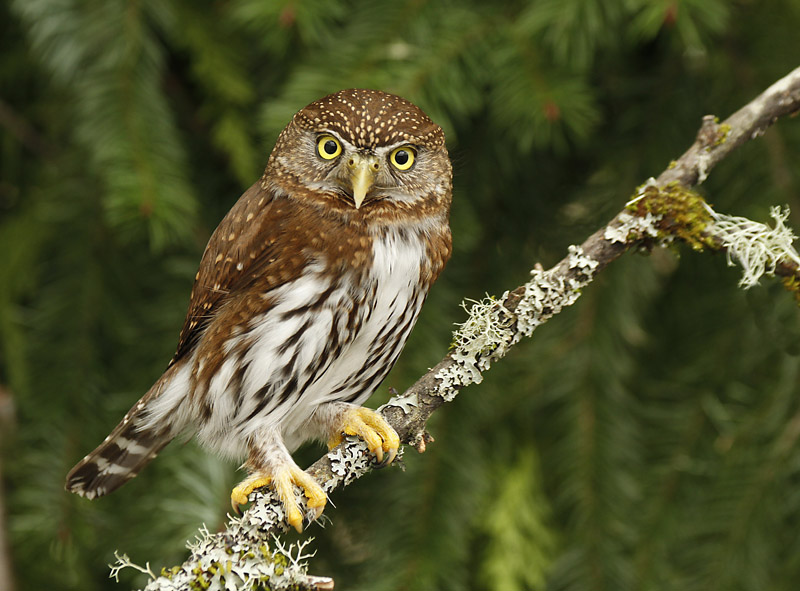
[65,417,172,499]
[65,364,189,499]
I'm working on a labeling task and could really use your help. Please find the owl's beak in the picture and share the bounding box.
[348,154,379,209]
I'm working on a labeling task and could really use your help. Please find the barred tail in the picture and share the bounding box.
[65,364,190,499]
[65,419,171,499]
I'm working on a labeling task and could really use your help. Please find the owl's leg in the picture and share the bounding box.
[317,402,400,466]
[231,436,327,533]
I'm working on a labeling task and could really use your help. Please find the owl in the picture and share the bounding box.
[65,89,453,532]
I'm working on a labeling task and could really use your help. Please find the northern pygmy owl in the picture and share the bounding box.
[66,89,453,531]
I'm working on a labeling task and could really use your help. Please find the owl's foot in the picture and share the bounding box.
[230,466,327,532]
[328,407,400,466]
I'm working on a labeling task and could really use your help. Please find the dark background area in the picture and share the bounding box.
[2,1,800,589]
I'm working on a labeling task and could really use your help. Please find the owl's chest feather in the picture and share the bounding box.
[195,226,427,445]
[310,227,427,396]
[273,227,427,445]
[367,230,425,334]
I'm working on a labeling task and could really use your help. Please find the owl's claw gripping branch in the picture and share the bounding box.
[231,467,327,533]
[328,406,400,466]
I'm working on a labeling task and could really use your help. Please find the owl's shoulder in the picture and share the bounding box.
[170,181,374,365]
[171,180,288,363]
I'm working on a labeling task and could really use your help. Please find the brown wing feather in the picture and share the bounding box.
[170,179,281,364]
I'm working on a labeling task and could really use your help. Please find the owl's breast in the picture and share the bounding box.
[192,223,431,455]
[302,226,429,402]
[273,226,427,447]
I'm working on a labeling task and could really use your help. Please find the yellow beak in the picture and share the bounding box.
[348,154,378,209]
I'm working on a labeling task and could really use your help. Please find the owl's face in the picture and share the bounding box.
[266,89,452,218]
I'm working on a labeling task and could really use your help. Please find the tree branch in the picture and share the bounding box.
[137,65,800,591]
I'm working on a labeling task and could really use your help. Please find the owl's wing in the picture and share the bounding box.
[170,179,293,364]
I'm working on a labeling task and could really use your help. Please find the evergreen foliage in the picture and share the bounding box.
[2,0,799,589]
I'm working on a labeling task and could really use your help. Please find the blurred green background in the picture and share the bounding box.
[2,1,800,590]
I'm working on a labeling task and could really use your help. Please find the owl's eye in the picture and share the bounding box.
[317,135,342,160]
[389,146,416,171]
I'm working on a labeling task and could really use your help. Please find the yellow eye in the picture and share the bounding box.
[317,135,342,160]
[389,146,416,171]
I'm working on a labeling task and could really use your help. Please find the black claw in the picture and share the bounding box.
[373,455,391,469]
[372,448,398,469]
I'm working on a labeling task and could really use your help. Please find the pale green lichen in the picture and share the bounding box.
[115,522,328,591]
[451,296,516,363]
[623,182,800,290]
[606,181,665,243]
[328,435,379,485]
[438,186,800,408]
[567,244,599,284]
[110,551,156,583]
[436,246,600,401]
[436,185,800,408]
[434,295,516,400]
[515,263,589,339]
[604,210,664,244]
[708,205,800,288]
[380,390,419,414]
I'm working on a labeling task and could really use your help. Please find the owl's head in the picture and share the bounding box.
[267,89,452,217]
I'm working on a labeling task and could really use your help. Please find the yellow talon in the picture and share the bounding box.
[231,475,272,514]
[329,407,400,466]
[230,466,327,532]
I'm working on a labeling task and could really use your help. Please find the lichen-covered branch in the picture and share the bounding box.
[657,65,800,187]
[133,65,800,591]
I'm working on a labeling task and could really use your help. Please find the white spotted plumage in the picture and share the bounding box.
[65,89,452,532]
